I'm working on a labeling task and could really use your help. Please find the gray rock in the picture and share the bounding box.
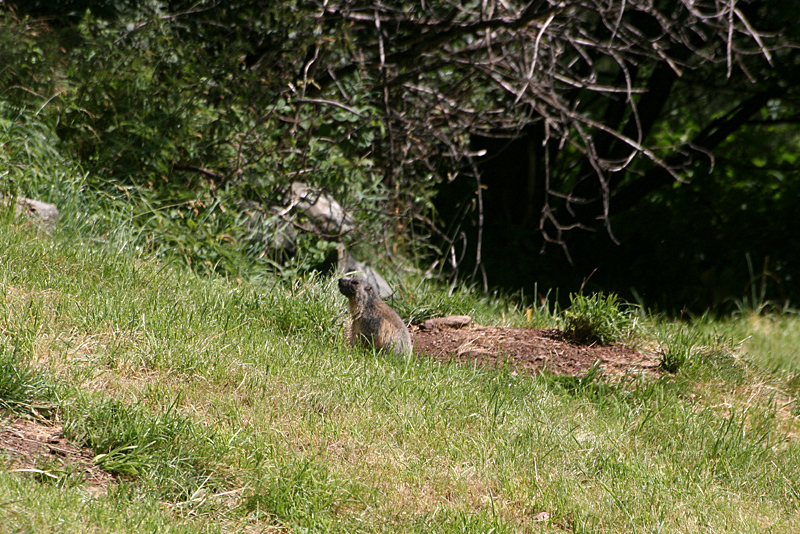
[1,195,59,233]
[289,182,355,236]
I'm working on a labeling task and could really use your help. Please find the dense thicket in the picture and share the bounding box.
[2,1,798,310]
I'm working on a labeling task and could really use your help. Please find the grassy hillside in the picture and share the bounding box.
[0,217,799,533]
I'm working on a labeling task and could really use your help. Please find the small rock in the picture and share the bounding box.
[532,511,551,522]
[290,182,355,236]
[1,195,59,233]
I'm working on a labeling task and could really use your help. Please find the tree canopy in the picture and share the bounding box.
[3,0,799,310]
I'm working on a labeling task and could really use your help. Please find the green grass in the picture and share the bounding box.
[563,292,639,346]
[0,342,52,414]
[0,473,225,534]
[1,219,799,533]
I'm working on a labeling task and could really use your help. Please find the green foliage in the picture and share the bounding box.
[587,100,800,312]
[2,4,799,531]
[0,6,398,281]
[563,292,638,346]
[732,253,784,315]
[0,474,224,533]
[0,15,61,106]
[393,278,490,324]
[541,361,616,398]
[652,319,743,380]
[3,1,800,311]
[655,324,699,374]
[0,102,73,199]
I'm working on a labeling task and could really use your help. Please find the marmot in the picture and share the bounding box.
[338,277,412,356]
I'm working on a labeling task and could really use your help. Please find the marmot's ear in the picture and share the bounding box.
[364,284,373,293]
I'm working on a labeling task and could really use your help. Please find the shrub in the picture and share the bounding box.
[563,292,638,345]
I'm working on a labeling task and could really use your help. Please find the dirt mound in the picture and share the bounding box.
[1,417,112,495]
[412,323,660,378]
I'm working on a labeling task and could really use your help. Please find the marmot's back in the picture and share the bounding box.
[338,277,412,356]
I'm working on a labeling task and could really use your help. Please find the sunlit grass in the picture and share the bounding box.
[0,472,224,534]
[1,220,799,533]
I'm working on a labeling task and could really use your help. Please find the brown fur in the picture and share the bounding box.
[338,277,412,356]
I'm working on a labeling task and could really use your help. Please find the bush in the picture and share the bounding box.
[563,292,638,345]
[0,8,408,283]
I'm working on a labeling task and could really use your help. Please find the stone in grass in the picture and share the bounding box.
[289,182,355,236]
[1,195,59,233]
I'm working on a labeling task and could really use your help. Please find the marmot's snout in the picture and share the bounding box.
[338,277,358,298]
[339,277,373,299]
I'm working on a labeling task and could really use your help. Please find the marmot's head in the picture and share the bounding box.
[338,277,374,302]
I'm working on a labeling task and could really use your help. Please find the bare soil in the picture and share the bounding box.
[411,322,661,378]
[0,417,112,495]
